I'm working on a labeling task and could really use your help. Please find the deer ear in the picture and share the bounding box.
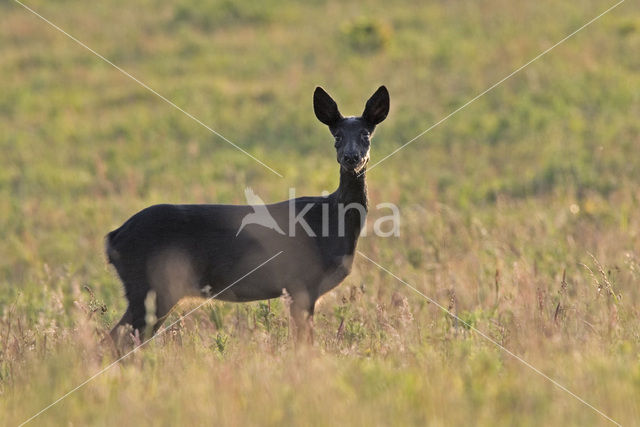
[362,85,389,125]
[314,87,342,126]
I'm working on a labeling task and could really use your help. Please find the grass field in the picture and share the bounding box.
[1,0,640,425]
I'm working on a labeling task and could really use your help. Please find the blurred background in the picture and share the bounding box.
[1,0,639,424]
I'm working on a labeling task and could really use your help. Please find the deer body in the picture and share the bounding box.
[108,86,389,344]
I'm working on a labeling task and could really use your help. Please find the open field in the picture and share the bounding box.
[1,0,640,425]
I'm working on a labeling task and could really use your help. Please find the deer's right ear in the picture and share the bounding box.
[314,87,342,126]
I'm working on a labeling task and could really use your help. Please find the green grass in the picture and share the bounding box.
[1,0,640,425]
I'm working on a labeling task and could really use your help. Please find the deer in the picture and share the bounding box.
[106,85,390,346]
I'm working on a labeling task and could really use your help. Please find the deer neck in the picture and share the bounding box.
[332,166,367,257]
[336,167,368,210]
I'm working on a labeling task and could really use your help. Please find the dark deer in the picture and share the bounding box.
[107,86,389,345]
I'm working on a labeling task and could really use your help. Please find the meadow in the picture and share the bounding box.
[1,0,639,424]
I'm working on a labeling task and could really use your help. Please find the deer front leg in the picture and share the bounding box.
[290,292,315,345]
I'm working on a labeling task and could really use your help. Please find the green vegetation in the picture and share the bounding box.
[1,0,639,424]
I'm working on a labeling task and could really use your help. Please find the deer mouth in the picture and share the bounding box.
[340,157,368,173]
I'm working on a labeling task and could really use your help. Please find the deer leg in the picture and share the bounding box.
[107,296,146,349]
[110,306,132,338]
[108,305,133,351]
[290,303,308,343]
[129,298,148,341]
[144,249,198,337]
[111,297,176,348]
[290,293,315,345]
[150,294,177,336]
[307,305,315,345]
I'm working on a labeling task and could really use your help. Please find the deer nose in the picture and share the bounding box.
[343,153,360,166]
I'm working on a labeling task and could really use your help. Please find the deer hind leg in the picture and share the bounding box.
[108,305,133,352]
[108,293,147,351]
[110,292,179,350]
[149,291,180,336]
[109,306,132,338]
[144,248,201,336]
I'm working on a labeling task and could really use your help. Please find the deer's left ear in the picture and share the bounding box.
[362,86,390,126]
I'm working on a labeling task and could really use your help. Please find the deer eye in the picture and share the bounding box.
[361,132,370,144]
[334,135,342,147]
